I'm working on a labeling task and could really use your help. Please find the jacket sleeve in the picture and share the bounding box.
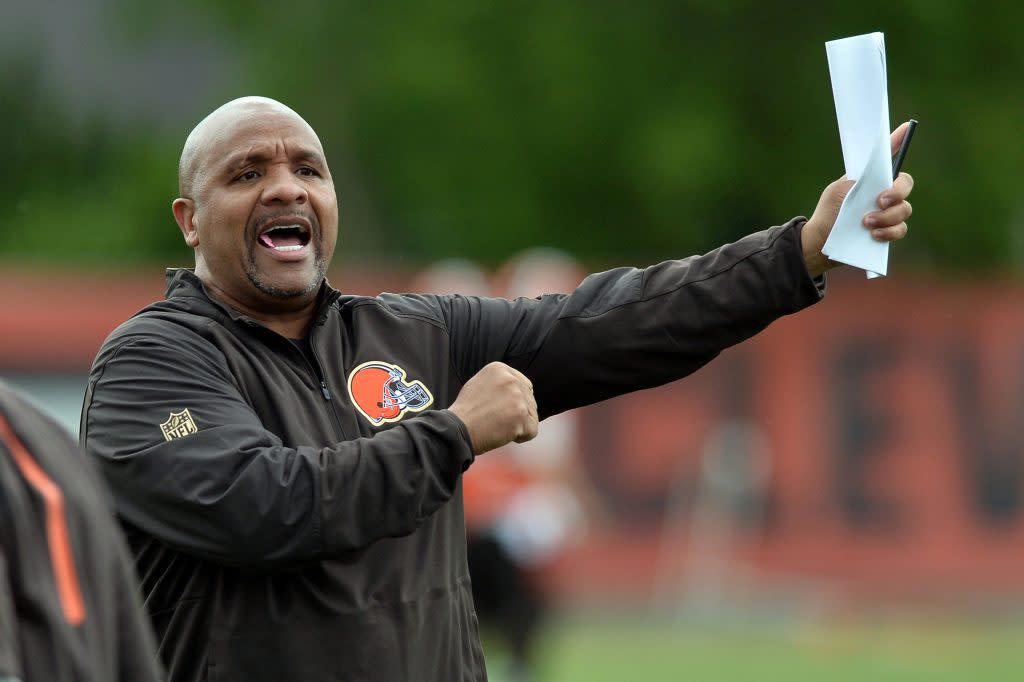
[434,219,824,417]
[81,337,473,570]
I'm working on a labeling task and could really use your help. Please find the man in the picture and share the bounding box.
[80,96,913,681]
[0,380,162,681]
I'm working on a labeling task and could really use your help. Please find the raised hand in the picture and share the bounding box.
[801,121,915,277]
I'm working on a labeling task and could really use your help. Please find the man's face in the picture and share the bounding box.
[184,109,338,306]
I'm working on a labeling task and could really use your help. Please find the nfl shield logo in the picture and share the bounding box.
[160,408,198,441]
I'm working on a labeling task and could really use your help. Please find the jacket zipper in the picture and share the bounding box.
[239,294,349,440]
[307,329,349,441]
[286,344,347,442]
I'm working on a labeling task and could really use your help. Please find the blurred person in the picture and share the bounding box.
[0,379,162,681]
[412,255,587,682]
[461,249,591,682]
[79,96,913,682]
[412,257,493,300]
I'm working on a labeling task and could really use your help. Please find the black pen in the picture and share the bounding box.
[892,119,917,179]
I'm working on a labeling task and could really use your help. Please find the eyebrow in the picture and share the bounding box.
[222,146,326,174]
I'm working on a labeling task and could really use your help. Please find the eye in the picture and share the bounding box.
[297,167,320,177]
[236,169,260,182]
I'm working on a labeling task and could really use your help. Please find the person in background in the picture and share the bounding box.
[0,379,162,682]
[466,249,596,682]
[413,254,590,682]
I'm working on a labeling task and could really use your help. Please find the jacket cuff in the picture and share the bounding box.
[438,409,475,472]
[790,217,828,300]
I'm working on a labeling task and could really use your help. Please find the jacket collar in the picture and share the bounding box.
[164,268,341,328]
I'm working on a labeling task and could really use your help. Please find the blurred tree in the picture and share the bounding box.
[1,0,1021,272]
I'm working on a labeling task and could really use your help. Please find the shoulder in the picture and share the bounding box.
[0,380,75,444]
[0,380,105,509]
[92,298,228,372]
[338,292,451,331]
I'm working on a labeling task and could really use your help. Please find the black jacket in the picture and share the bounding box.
[81,220,822,682]
[0,380,162,682]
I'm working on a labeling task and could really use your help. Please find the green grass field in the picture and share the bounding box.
[483,617,1024,682]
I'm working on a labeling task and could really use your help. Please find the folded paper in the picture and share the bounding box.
[822,32,892,278]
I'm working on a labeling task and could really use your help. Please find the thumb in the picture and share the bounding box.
[890,121,911,155]
[801,176,855,277]
[820,177,854,214]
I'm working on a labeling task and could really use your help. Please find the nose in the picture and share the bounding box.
[260,166,308,205]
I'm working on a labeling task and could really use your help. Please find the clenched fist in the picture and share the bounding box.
[447,362,539,456]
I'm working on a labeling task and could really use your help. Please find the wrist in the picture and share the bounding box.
[804,251,836,279]
[800,219,838,278]
[445,407,480,456]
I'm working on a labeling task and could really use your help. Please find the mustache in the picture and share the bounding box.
[247,211,321,241]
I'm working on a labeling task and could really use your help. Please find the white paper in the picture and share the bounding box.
[822,32,892,278]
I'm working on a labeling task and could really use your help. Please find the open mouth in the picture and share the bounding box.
[257,223,312,252]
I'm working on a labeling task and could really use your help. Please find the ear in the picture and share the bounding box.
[172,198,200,248]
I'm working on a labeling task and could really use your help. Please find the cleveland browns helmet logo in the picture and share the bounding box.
[347,361,434,425]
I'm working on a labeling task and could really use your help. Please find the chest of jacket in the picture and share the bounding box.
[211,304,463,446]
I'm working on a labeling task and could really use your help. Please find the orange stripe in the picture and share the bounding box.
[0,412,86,626]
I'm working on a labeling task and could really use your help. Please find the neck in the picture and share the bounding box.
[201,277,321,338]
[242,300,319,339]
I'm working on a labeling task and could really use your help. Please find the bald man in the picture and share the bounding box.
[80,96,914,682]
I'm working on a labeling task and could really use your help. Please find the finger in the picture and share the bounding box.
[895,171,915,195]
[869,223,908,242]
[514,424,538,444]
[880,173,915,208]
[517,379,536,405]
[826,177,855,200]
[484,360,509,373]
[506,365,533,390]
[889,121,911,155]
[864,200,912,228]
[524,417,540,442]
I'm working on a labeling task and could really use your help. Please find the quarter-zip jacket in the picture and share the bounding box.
[81,219,823,682]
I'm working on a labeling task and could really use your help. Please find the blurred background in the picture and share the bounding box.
[3,1,1024,680]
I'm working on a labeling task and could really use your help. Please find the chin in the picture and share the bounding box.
[248,269,323,300]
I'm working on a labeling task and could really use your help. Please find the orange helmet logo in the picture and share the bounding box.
[347,361,434,425]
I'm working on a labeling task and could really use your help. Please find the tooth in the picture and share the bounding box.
[274,245,304,252]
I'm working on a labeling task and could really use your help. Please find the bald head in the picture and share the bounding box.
[178,96,324,199]
[170,95,339,327]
